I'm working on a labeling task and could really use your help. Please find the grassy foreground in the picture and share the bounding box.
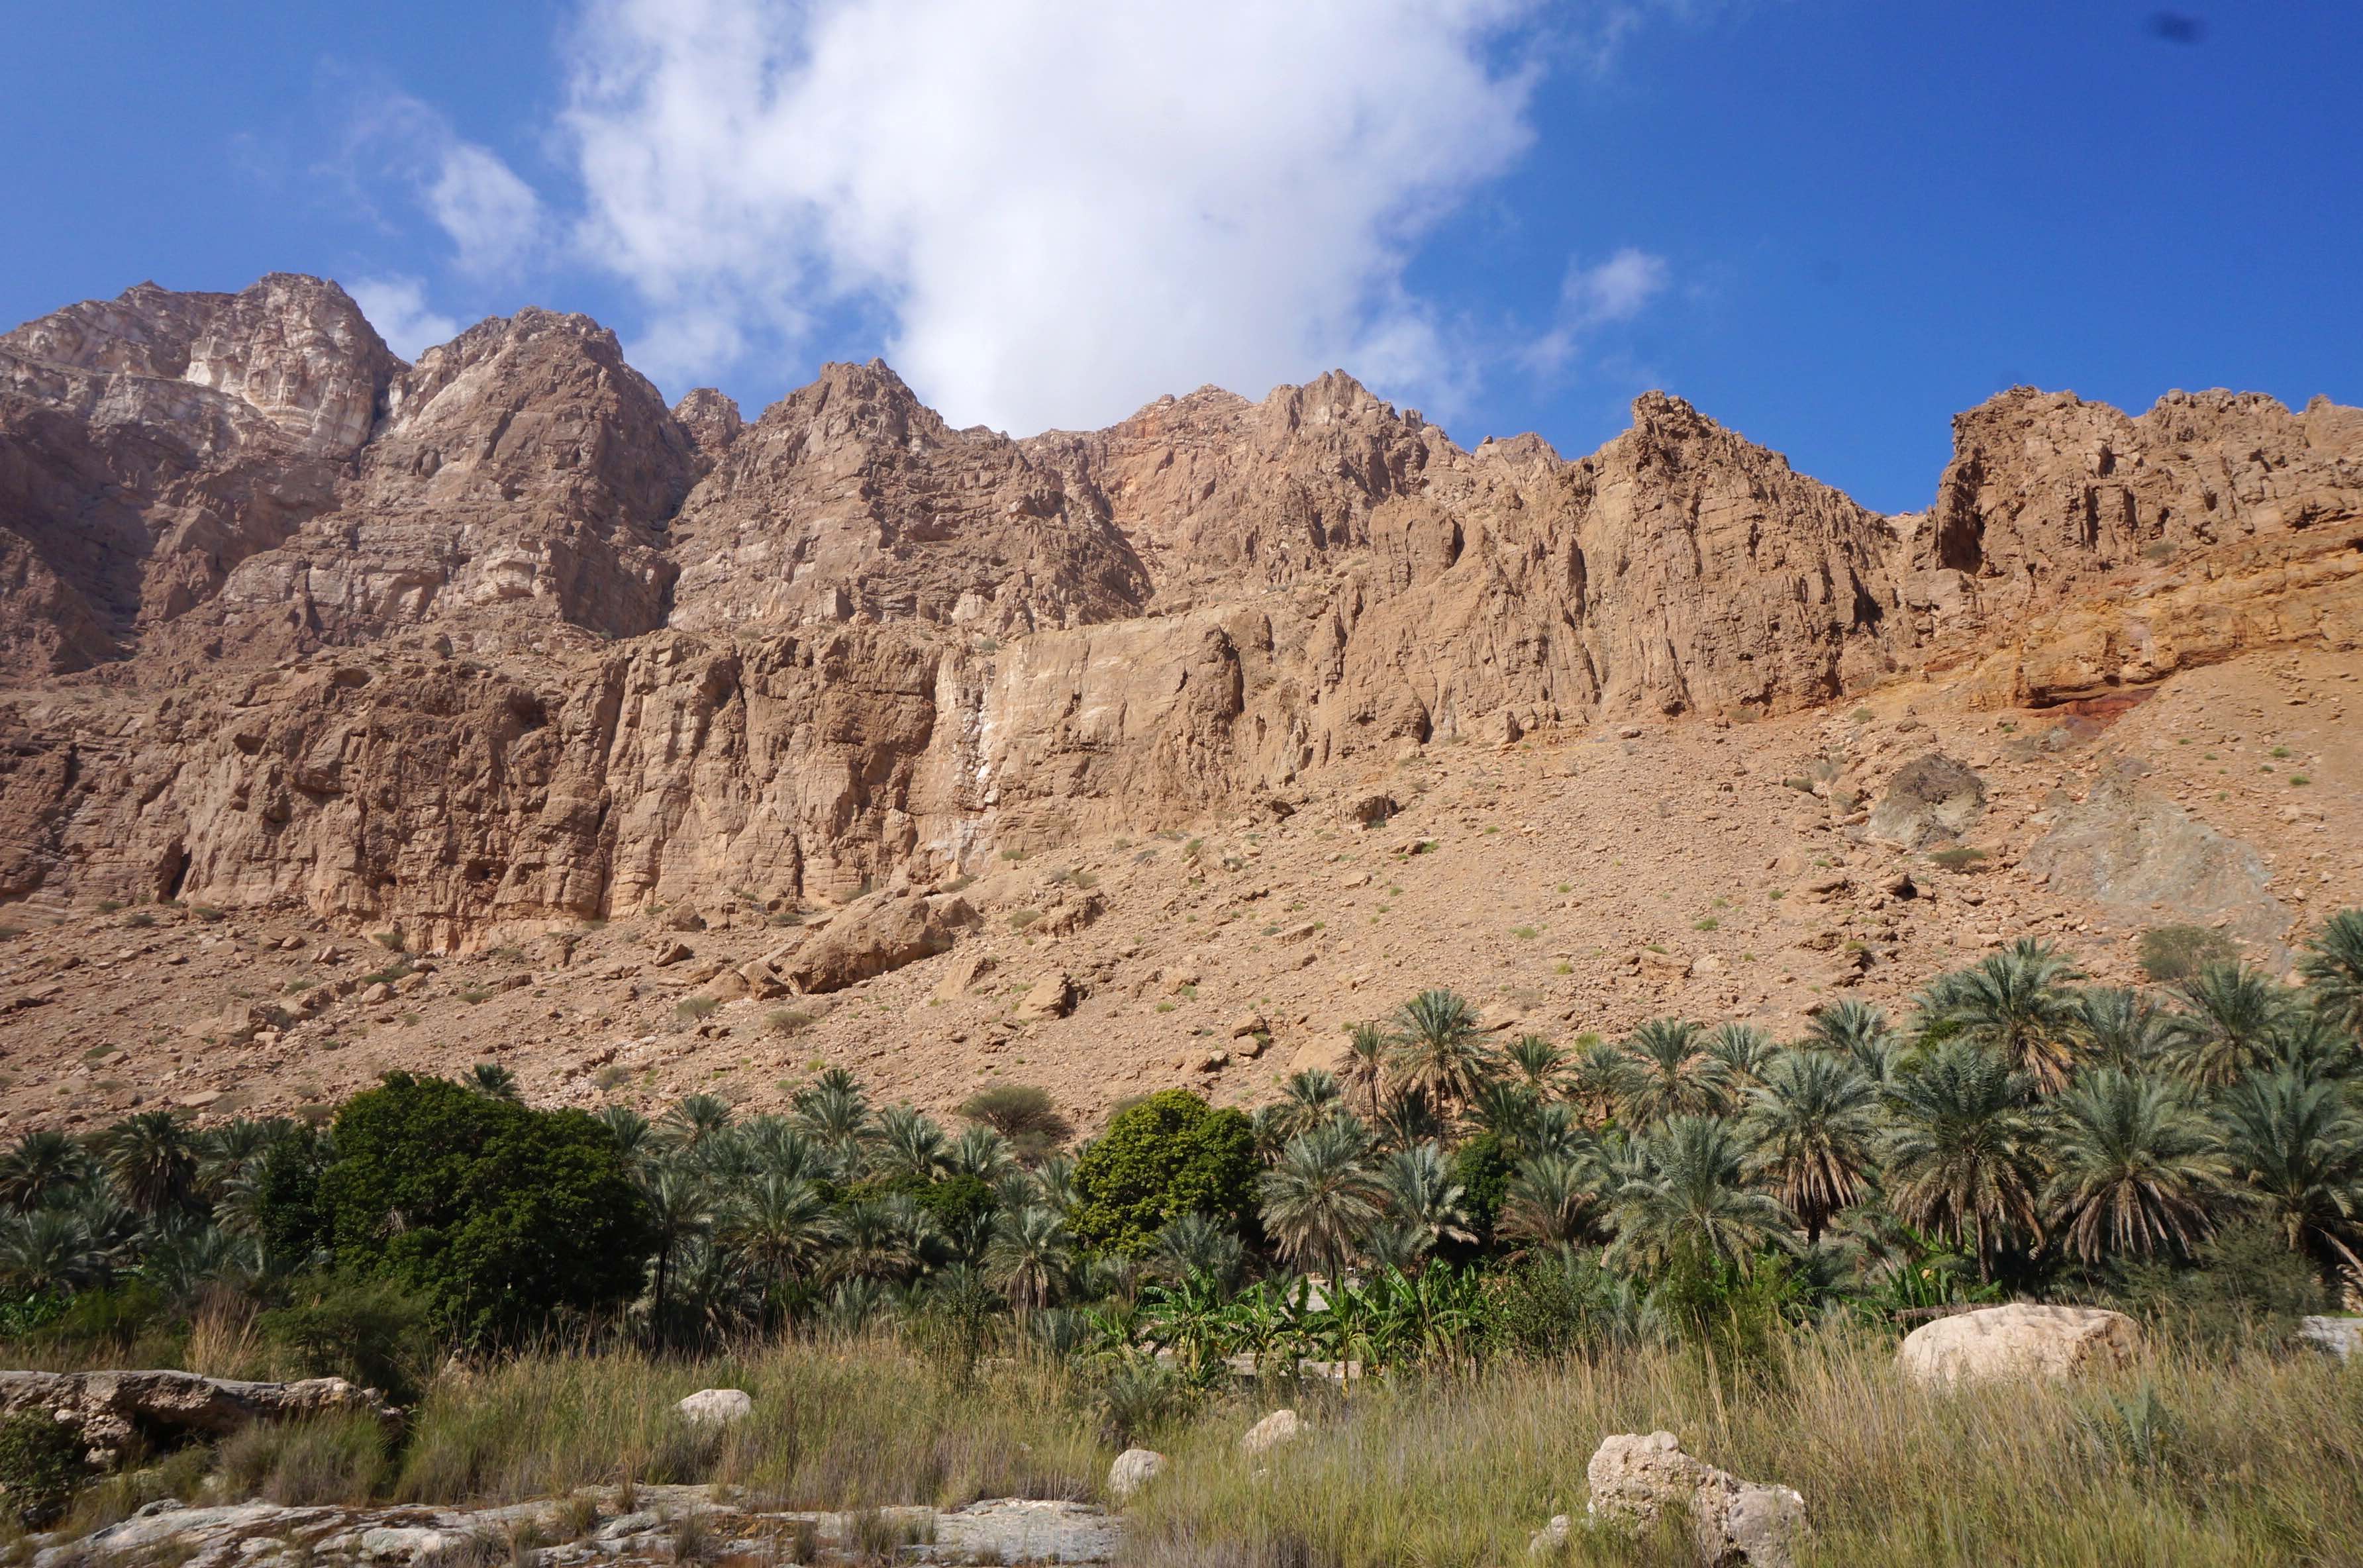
[164,1327,2363,1568]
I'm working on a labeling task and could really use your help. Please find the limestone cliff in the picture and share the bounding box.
[0,275,2355,949]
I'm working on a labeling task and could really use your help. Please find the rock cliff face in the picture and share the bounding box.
[0,275,397,673]
[0,275,2356,949]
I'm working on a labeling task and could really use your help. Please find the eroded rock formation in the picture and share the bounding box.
[0,275,2355,952]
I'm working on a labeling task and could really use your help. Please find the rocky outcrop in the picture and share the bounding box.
[1584,1430,1804,1567]
[780,887,981,994]
[1914,387,2363,704]
[1,273,2356,952]
[2021,762,2286,954]
[0,1370,399,1464]
[1895,1303,2142,1387]
[665,361,1149,639]
[204,307,697,657]
[0,275,397,673]
[1866,754,1986,850]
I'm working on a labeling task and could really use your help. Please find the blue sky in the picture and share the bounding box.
[5,1,2357,513]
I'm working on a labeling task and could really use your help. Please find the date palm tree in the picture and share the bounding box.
[0,1210,113,1296]
[874,1105,949,1183]
[1740,1050,1880,1246]
[1343,1022,1389,1120]
[1260,1118,1386,1280]
[1704,1024,1779,1089]
[2041,1068,2228,1261]
[2073,987,2178,1073]
[2216,1068,2363,1273]
[1505,1034,1568,1099]
[1617,1018,1730,1125]
[467,1062,521,1101]
[1273,1069,1348,1140]
[97,1110,199,1219]
[0,1130,85,1214]
[2299,909,2363,1039]
[1882,1040,2042,1279]
[1804,999,1895,1082]
[1497,1151,1600,1251]
[1606,1114,1793,1275]
[658,1093,734,1153]
[1387,989,1498,1116]
[987,1203,1073,1312]
[1377,1142,1474,1262]
[1150,1211,1246,1290]
[719,1173,836,1297]
[2168,962,2301,1089]
[1916,939,2085,1094]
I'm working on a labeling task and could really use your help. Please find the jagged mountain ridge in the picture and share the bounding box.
[0,273,2357,949]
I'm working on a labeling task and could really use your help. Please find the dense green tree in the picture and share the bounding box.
[319,1074,654,1344]
[1068,1090,1258,1253]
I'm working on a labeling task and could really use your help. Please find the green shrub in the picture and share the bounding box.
[1929,846,1987,871]
[0,1411,87,1526]
[2111,1221,2329,1349]
[957,1084,1073,1161]
[2137,924,2239,983]
[319,1075,654,1346]
[258,1276,436,1402]
[1069,1091,1258,1253]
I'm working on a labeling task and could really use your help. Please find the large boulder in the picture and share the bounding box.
[676,1387,752,1427]
[0,1371,399,1465]
[1866,754,1986,850]
[781,889,980,994]
[1240,1408,1303,1459]
[1106,1447,1166,1505]
[1897,1303,2142,1387]
[1585,1431,1804,1567]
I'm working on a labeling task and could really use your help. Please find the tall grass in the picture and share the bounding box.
[17,1327,2363,1565]
[394,1334,1104,1510]
[1121,1330,2363,1568]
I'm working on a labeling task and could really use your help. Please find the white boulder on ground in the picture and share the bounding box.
[1106,1447,1166,1505]
[1896,1304,2142,1387]
[1240,1408,1303,1459]
[676,1387,754,1426]
[1586,1431,1804,1567]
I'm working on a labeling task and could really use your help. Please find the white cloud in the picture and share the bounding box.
[348,91,548,277]
[427,144,546,275]
[560,0,1548,430]
[348,275,462,360]
[1522,246,1670,375]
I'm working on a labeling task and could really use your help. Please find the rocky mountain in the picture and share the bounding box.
[0,273,2356,1128]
